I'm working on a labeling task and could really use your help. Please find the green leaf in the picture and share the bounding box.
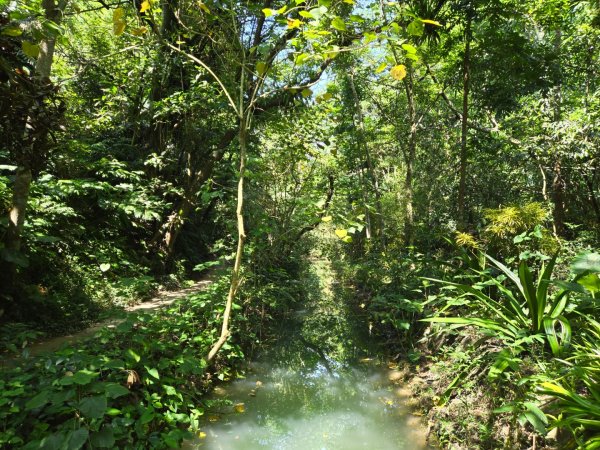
[79,395,107,419]
[104,383,130,399]
[72,370,99,385]
[2,26,23,36]
[401,43,417,54]
[301,88,313,98]
[407,19,424,36]
[299,10,314,18]
[145,366,160,379]
[331,17,346,31]
[126,348,141,362]
[90,427,115,448]
[67,428,89,450]
[99,263,111,272]
[25,391,50,410]
[577,273,600,294]
[572,252,600,274]
[256,61,267,76]
[375,62,387,73]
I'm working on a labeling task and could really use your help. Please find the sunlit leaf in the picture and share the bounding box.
[335,229,348,238]
[131,26,148,36]
[145,366,160,379]
[331,17,346,31]
[1,26,23,36]
[22,41,40,59]
[390,64,407,80]
[126,348,141,362]
[287,18,302,29]
[322,215,333,222]
[262,8,274,17]
[299,10,314,18]
[139,1,151,13]
[401,43,417,54]
[113,7,125,21]
[375,62,387,73]
[197,1,210,13]
[113,20,126,36]
[421,19,441,26]
[407,19,424,36]
[234,403,245,413]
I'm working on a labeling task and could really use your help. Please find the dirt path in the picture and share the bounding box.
[23,273,217,357]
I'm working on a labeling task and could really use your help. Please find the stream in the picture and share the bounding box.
[185,350,429,450]
[185,257,430,450]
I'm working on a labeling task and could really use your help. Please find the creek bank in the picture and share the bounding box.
[387,347,562,450]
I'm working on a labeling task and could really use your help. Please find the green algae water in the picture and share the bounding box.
[186,256,430,450]
[186,355,428,450]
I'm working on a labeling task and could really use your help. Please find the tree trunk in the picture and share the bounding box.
[347,72,385,248]
[2,0,65,288]
[402,63,417,245]
[207,122,248,362]
[551,29,565,237]
[457,12,472,230]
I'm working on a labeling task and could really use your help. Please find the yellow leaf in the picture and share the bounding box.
[140,0,151,12]
[301,88,312,98]
[540,382,569,396]
[113,20,126,36]
[321,215,332,222]
[198,431,207,439]
[421,19,441,26]
[390,64,407,81]
[335,229,348,238]
[342,235,353,243]
[343,0,355,3]
[113,7,124,21]
[262,8,274,17]
[287,18,301,29]
[234,403,245,413]
[322,92,333,101]
[131,26,148,36]
[198,1,210,13]
[22,41,39,59]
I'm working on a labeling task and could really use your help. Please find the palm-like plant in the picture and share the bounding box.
[423,253,572,357]
[540,317,600,449]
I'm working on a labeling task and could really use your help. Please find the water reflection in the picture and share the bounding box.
[187,357,428,450]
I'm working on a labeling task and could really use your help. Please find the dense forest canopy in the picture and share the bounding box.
[0,0,599,448]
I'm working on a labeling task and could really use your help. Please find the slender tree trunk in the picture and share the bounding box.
[551,160,566,236]
[551,29,565,236]
[458,12,472,230]
[584,172,600,224]
[402,63,417,245]
[207,122,248,362]
[347,72,385,247]
[2,0,65,288]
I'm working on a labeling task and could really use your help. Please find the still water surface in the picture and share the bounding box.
[187,356,428,450]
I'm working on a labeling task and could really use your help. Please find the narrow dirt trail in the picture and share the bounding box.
[23,272,218,357]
